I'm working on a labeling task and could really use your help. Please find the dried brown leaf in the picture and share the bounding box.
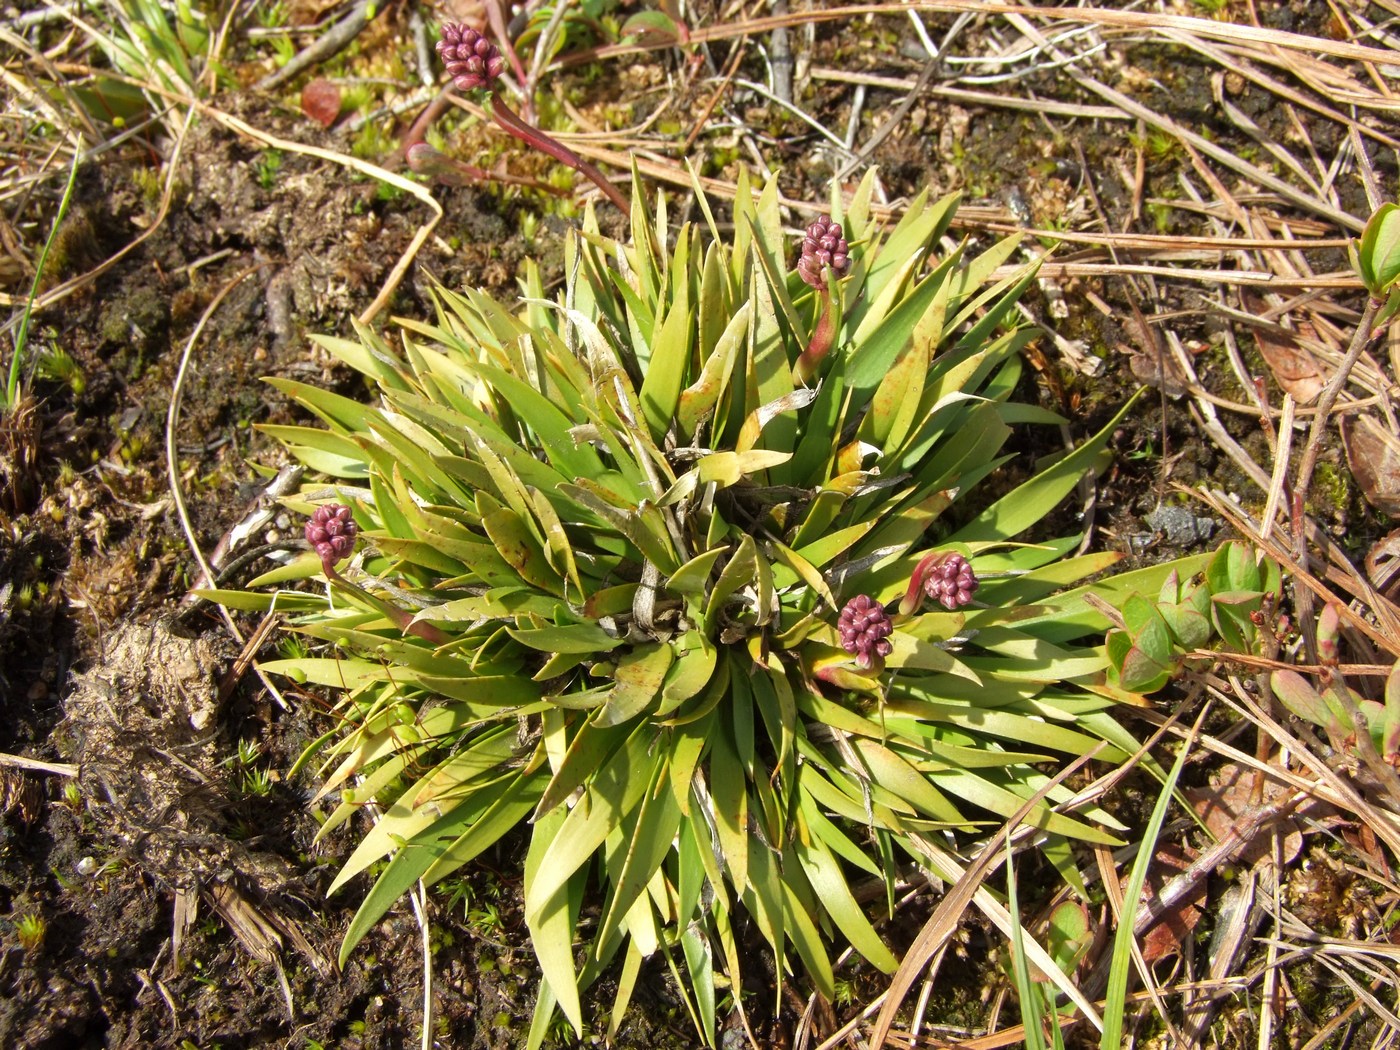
[300,79,342,129]
[1185,760,1305,866]
[1242,295,1325,404]
[1341,413,1400,518]
[1117,304,1188,397]
[1123,842,1204,964]
[1365,528,1400,602]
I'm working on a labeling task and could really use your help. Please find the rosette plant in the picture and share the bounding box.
[210,170,1191,1045]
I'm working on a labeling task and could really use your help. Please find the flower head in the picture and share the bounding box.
[797,216,850,289]
[900,551,980,615]
[437,23,505,92]
[306,503,358,574]
[837,594,893,669]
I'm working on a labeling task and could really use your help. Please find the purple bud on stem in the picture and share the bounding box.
[797,217,850,290]
[838,594,894,670]
[900,552,980,616]
[306,503,358,576]
[437,24,506,92]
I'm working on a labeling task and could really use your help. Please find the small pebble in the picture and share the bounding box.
[1145,503,1216,547]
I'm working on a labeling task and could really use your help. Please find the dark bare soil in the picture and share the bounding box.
[0,1,1385,1047]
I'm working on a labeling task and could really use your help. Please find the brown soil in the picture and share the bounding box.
[0,1,1388,1047]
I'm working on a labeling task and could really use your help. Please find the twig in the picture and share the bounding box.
[681,38,748,154]
[254,0,381,91]
[1003,12,1367,232]
[832,57,938,182]
[0,753,77,777]
[408,8,434,88]
[767,0,792,105]
[810,66,1128,121]
[1292,295,1384,660]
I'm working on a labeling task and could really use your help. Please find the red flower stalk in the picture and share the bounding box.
[306,504,450,646]
[432,23,630,217]
[793,216,850,383]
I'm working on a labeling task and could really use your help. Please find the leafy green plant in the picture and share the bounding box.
[5,154,80,414]
[213,171,1194,1045]
[1354,201,1400,324]
[1104,540,1279,693]
[13,911,46,953]
[71,0,214,132]
[253,150,283,191]
[1271,602,1400,765]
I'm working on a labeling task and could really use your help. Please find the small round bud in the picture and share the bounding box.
[797,216,851,289]
[437,23,505,91]
[306,504,358,573]
[837,594,893,669]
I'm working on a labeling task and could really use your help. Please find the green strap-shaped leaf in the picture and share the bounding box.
[677,302,749,442]
[680,924,717,1047]
[310,329,411,390]
[658,635,719,716]
[705,533,758,626]
[257,424,370,476]
[508,621,624,654]
[947,393,1140,546]
[707,716,749,893]
[596,759,682,959]
[639,289,693,441]
[339,771,540,965]
[534,717,632,818]
[524,795,585,1037]
[666,545,728,596]
[596,643,674,727]
[849,737,967,824]
[526,723,656,925]
[795,832,898,972]
[481,504,563,596]
[259,657,388,689]
[330,726,519,890]
[263,376,382,432]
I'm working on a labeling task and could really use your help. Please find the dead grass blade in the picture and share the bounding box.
[868,745,1109,1048]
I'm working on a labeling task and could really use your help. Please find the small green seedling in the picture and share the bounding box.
[1107,540,1279,693]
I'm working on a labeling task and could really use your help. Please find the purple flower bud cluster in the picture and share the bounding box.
[797,216,850,289]
[306,504,357,574]
[923,553,979,610]
[437,24,505,91]
[837,594,893,669]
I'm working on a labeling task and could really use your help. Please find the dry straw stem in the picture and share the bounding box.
[572,3,1400,71]
[865,745,1111,1048]
[567,3,1379,297]
[1132,690,1400,1042]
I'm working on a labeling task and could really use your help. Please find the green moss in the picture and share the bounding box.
[1308,460,1352,518]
